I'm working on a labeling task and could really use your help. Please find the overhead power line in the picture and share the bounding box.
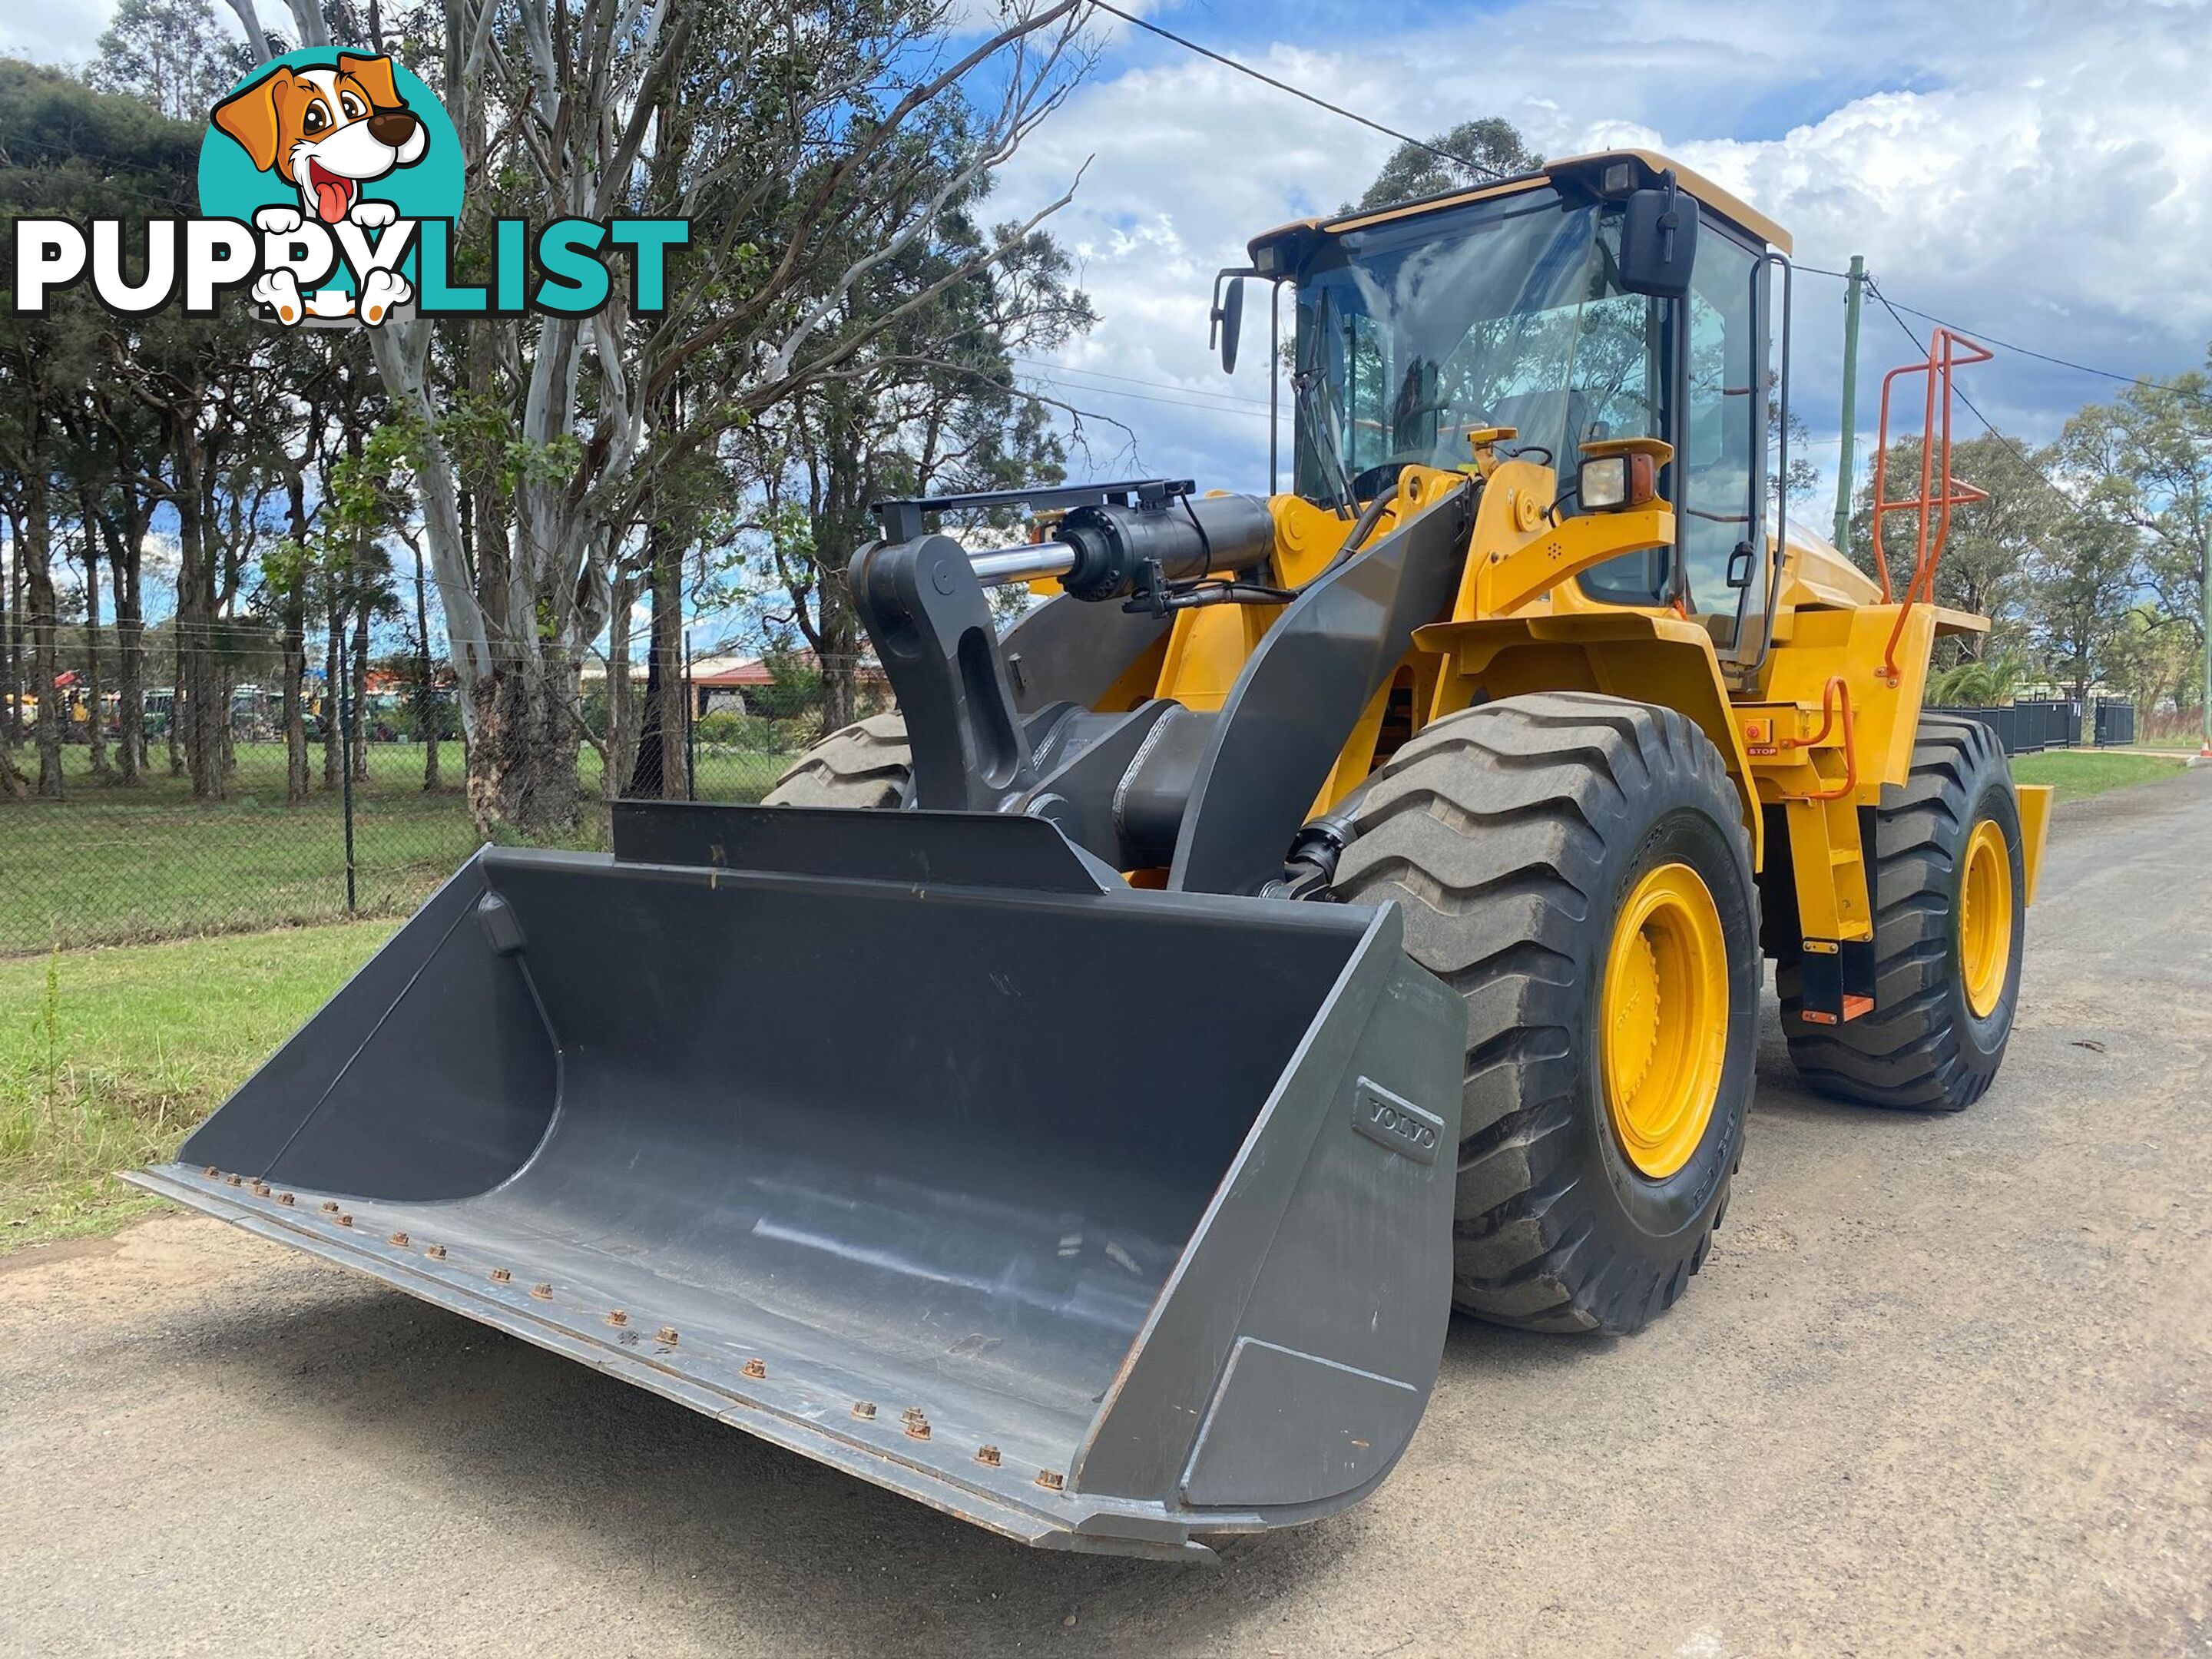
[1874,293,2210,406]
[1866,280,2078,511]
[1015,356,1273,410]
[1075,9,2204,417]
[1025,369,1273,422]
[1803,263,2207,402]
[1082,1,1501,180]
[950,3,2207,476]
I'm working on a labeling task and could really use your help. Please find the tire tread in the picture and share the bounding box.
[1333,692,1755,1335]
[1777,713,2018,1111]
[760,714,911,808]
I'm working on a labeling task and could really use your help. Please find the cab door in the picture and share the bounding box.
[1676,222,1771,661]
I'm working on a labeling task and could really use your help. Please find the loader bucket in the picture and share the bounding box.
[131,803,1463,1559]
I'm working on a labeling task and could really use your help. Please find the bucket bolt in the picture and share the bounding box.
[276,1193,295,1207]
[203,1166,220,1178]
[224,1174,243,1187]
[1036,1470,1065,1492]
[320,1200,339,1214]
[976,1445,1002,1468]
[335,1213,353,1227]
[530,1283,553,1300]
[740,1357,767,1379]
[490,1268,512,1285]
[852,1402,878,1421]
[607,1309,628,1328]
[903,1409,932,1442]
[658,1327,681,1347]
[425,1243,446,1260]
[389,1231,409,1248]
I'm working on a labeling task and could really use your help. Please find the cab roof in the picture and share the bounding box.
[1247,148,1793,274]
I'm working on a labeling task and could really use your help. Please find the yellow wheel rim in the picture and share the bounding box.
[1601,863,1731,1181]
[1959,818,2014,1019]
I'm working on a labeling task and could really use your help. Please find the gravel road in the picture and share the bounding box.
[4,766,2207,1657]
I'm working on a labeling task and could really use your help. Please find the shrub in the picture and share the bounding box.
[694,709,773,749]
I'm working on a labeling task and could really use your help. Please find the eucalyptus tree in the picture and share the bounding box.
[0,61,207,796]
[2031,504,2140,702]
[242,0,1091,835]
[91,0,262,122]
[1351,118,1542,214]
[0,57,328,800]
[2062,369,2212,737]
[1846,432,2055,666]
[726,200,1095,737]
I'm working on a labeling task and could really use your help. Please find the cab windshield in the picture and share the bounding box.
[1293,190,1663,510]
[1291,185,1770,644]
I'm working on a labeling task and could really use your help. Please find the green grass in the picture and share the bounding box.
[2010,748,2190,801]
[0,739,797,956]
[0,922,394,1250]
[0,743,480,957]
[0,736,2180,1252]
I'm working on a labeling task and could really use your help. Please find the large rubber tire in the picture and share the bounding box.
[760,714,911,808]
[1776,713,2025,1111]
[1332,693,1761,1335]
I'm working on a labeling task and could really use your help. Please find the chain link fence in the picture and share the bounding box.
[0,656,841,957]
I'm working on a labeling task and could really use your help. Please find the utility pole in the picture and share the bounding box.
[1832,254,1866,555]
[2200,544,2210,756]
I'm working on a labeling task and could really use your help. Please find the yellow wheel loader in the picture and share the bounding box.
[137,151,2053,1559]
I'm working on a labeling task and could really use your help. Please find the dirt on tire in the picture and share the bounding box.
[761,714,911,808]
[1332,691,1760,1335]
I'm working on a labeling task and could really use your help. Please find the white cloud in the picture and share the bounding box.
[0,0,113,65]
[991,0,2212,496]
[15,0,2204,507]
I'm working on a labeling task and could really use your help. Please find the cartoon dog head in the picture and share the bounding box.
[212,55,429,226]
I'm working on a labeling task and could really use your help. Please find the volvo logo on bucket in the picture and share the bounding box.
[1352,1078,1443,1165]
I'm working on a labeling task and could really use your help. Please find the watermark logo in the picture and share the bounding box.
[204,50,460,324]
[11,49,687,328]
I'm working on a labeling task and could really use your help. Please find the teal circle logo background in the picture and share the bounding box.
[197,49,462,293]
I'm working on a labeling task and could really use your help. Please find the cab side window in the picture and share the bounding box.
[1681,235,1760,643]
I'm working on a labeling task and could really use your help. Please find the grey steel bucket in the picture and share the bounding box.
[132,803,1463,1558]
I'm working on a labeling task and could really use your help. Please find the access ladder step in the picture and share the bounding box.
[1799,937,1877,1025]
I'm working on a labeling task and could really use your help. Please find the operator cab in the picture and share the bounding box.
[1240,151,1793,665]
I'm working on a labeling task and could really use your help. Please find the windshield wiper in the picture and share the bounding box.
[1293,364,1358,515]
[1286,286,1359,515]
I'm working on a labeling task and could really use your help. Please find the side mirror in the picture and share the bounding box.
[1210,270,1248,375]
[1618,172,1699,300]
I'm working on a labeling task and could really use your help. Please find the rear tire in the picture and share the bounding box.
[1776,713,2025,1111]
[760,714,911,808]
[1331,693,1760,1335]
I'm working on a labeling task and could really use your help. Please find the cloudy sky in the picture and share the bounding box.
[985,0,2212,514]
[10,0,2207,524]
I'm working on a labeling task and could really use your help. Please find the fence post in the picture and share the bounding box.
[683,628,697,803]
[339,681,357,916]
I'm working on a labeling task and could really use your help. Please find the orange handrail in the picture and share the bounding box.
[1780,676,1857,802]
[1869,326,1993,684]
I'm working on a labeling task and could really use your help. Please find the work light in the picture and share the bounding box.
[1577,437,1673,512]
